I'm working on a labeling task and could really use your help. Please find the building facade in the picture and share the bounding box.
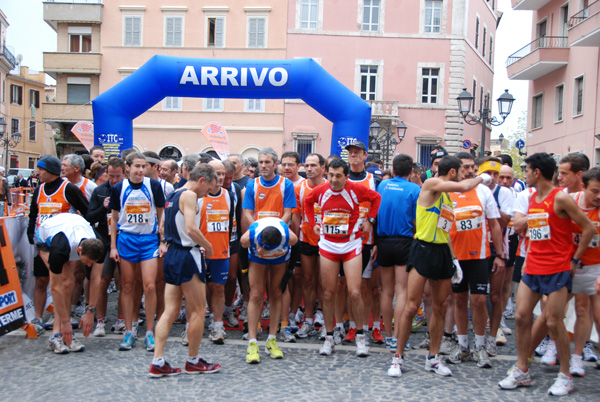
[1,9,17,131]
[507,0,600,163]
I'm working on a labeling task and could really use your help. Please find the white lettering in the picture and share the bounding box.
[240,67,248,86]
[221,67,239,86]
[249,68,268,86]
[269,67,288,87]
[0,291,17,309]
[0,308,24,326]
[201,66,219,86]
[180,66,199,85]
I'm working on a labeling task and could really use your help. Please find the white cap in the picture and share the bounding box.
[0,166,5,173]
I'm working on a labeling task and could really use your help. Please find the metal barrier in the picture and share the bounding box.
[506,36,568,67]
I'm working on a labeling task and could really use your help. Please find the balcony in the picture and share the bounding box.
[511,0,552,10]
[0,44,16,71]
[43,0,103,31]
[43,52,101,79]
[366,100,399,121]
[506,36,569,80]
[569,0,600,47]
[43,102,93,123]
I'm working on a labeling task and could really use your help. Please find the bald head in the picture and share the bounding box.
[208,160,225,189]
[499,165,514,188]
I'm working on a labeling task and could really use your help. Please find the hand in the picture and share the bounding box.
[570,260,581,278]
[360,220,373,233]
[479,173,492,186]
[313,224,321,237]
[203,244,213,259]
[492,257,506,274]
[61,319,73,346]
[371,245,378,262]
[110,248,120,263]
[103,197,110,209]
[79,311,94,338]
[158,242,168,258]
[451,258,463,285]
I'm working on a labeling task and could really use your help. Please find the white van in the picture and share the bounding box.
[7,168,35,186]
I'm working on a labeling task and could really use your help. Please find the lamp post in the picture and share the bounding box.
[456,89,515,157]
[0,117,22,171]
[369,120,407,169]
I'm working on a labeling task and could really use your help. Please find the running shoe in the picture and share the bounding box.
[385,337,398,351]
[149,361,182,378]
[48,334,69,354]
[503,309,515,320]
[223,310,239,328]
[119,331,136,351]
[246,341,260,364]
[356,334,370,357]
[68,335,85,352]
[548,372,574,396]
[185,358,221,374]
[446,345,470,364]
[496,328,507,345]
[472,346,492,368]
[174,308,186,324]
[70,313,80,329]
[425,355,452,376]
[238,302,248,322]
[44,314,54,330]
[583,342,598,362]
[500,317,512,336]
[439,335,454,355]
[486,337,499,357]
[92,321,106,337]
[181,327,189,346]
[570,354,585,377]
[296,322,316,339]
[345,327,357,343]
[498,366,531,389]
[416,332,430,349]
[30,318,45,335]
[261,304,270,319]
[319,336,335,356]
[412,315,426,330]
[280,326,296,343]
[111,319,126,335]
[314,310,325,328]
[318,326,327,341]
[73,303,86,318]
[145,333,155,351]
[387,354,403,378]
[535,336,550,356]
[265,338,283,359]
[333,327,345,345]
[294,308,305,324]
[506,356,534,375]
[210,326,226,345]
[541,340,558,365]
[371,328,385,344]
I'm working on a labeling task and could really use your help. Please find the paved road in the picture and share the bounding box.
[2,313,600,401]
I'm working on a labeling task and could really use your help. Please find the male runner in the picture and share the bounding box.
[89,146,106,163]
[159,159,178,186]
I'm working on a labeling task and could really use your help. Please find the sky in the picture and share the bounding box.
[1,0,532,140]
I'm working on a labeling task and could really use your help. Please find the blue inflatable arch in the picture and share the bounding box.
[92,56,371,157]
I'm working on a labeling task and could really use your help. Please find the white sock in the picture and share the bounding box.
[267,334,276,341]
[146,330,153,337]
[213,321,224,329]
[486,334,496,343]
[187,355,200,364]
[248,338,257,345]
[475,334,486,349]
[457,334,469,349]
[362,325,369,332]
[349,321,356,329]
[306,318,313,325]
[336,322,345,330]
[572,353,582,360]
[152,357,165,366]
[185,323,189,330]
[373,321,380,329]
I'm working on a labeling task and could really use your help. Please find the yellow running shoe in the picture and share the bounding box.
[246,341,260,364]
[265,337,283,359]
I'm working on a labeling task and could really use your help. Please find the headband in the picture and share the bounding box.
[94,166,108,181]
[477,160,501,175]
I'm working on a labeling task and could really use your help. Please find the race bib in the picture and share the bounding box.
[124,200,151,224]
[207,210,229,233]
[257,211,280,219]
[38,202,62,226]
[322,211,350,235]
[230,216,237,242]
[528,213,550,241]
[507,219,515,236]
[437,203,455,233]
[454,206,483,232]
[107,213,112,235]
[573,221,600,248]
[314,204,322,225]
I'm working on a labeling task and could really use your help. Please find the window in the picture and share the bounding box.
[29,120,36,141]
[421,68,439,104]
[489,36,493,64]
[29,89,40,108]
[124,15,142,46]
[10,155,18,169]
[10,84,22,105]
[532,94,543,129]
[165,16,183,47]
[28,157,37,170]
[68,26,92,53]
[67,77,91,105]
[300,0,319,29]
[472,79,477,114]
[560,4,569,37]
[574,76,584,116]
[482,27,487,57]
[2,79,5,103]
[245,98,264,112]
[424,1,442,33]
[293,133,317,163]
[536,19,547,48]
[204,98,223,111]
[418,143,435,168]
[555,84,564,122]
[163,97,181,111]
[360,66,378,100]
[248,17,266,48]
[362,0,380,32]
[207,17,225,47]
[11,118,19,135]
[475,17,479,49]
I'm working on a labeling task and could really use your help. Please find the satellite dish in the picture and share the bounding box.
[16,54,23,65]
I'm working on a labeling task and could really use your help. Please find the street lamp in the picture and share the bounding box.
[456,88,515,157]
[369,120,407,169]
[0,117,22,171]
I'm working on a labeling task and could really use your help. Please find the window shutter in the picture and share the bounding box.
[257,19,265,47]
[166,18,174,46]
[174,18,182,46]
[18,86,22,105]
[249,18,257,47]
[133,17,141,46]
[215,18,224,48]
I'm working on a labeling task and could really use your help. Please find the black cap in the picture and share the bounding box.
[345,141,367,152]
[37,155,61,175]
[431,150,448,162]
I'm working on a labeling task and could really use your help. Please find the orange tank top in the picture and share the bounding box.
[572,191,600,266]
[349,172,376,245]
[36,180,71,229]
[449,188,490,261]
[199,189,231,259]
[253,176,285,220]
[295,180,321,246]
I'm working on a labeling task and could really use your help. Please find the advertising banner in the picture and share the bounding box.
[201,122,230,160]
[0,218,26,336]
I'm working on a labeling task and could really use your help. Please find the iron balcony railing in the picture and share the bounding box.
[506,36,568,67]
[569,0,600,28]
[0,44,16,68]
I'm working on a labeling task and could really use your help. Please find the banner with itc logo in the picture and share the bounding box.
[0,219,26,336]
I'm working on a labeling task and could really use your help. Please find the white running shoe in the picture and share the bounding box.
[111,319,126,335]
[569,354,585,377]
[496,328,507,345]
[333,327,345,345]
[499,365,532,389]
[548,372,574,396]
[181,328,189,346]
[92,322,106,337]
[541,340,558,365]
[319,336,335,356]
[294,308,305,324]
[424,355,452,376]
[535,336,550,356]
[48,335,69,354]
[261,304,270,319]
[439,335,454,355]
[500,317,512,336]
[296,322,316,339]
[68,335,85,352]
[387,354,403,377]
[238,302,248,322]
[223,310,239,328]
[314,310,325,328]
[356,334,369,357]
[583,341,598,362]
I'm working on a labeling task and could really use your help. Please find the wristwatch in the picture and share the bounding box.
[85,306,97,315]
[571,258,581,265]
[159,238,167,243]
[368,217,376,225]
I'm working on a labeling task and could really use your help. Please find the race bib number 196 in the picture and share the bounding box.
[528,213,550,241]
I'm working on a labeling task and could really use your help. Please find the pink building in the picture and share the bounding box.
[507,0,600,163]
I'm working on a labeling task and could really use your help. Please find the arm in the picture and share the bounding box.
[27,187,40,243]
[487,218,505,273]
[513,212,528,234]
[291,213,301,236]
[155,207,167,257]
[281,208,292,224]
[86,188,109,225]
[240,228,251,248]
[423,177,483,194]
[242,209,254,234]
[80,262,102,337]
[289,230,298,246]
[557,192,595,264]
[181,191,213,258]
[64,183,89,216]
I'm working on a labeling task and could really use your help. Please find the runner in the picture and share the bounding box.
[303,158,381,357]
